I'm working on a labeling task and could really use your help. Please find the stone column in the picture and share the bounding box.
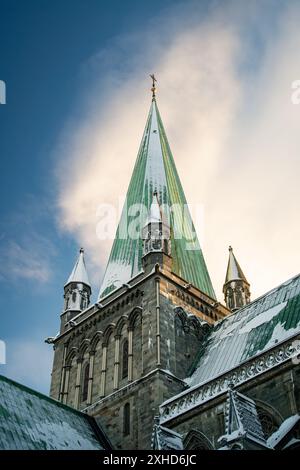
[74,360,82,409]
[87,353,95,406]
[113,335,121,391]
[128,328,133,382]
[59,344,68,402]
[100,345,107,397]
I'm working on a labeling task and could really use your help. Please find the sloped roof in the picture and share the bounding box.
[225,246,248,284]
[98,98,215,300]
[267,414,300,449]
[66,248,90,287]
[0,374,110,450]
[222,389,266,444]
[152,421,183,450]
[145,192,162,225]
[188,273,300,387]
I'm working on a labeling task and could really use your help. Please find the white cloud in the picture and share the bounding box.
[55,0,300,301]
[0,237,54,283]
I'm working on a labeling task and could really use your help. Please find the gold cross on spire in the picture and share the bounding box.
[150,74,157,99]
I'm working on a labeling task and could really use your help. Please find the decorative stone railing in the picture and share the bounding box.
[159,335,300,424]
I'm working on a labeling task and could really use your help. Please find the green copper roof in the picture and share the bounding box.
[99,98,216,299]
[188,273,300,387]
[0,374,110,450]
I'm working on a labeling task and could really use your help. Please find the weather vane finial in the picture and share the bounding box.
[150,74,157,99]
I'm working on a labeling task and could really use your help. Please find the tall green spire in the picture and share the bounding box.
[98,88,216,300]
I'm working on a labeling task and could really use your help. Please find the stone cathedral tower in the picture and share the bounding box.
[49,79,229,449]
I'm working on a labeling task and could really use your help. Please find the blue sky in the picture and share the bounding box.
[0,0,178,392]
[1,0,300,394]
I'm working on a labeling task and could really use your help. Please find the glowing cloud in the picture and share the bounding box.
[55,1,300,300]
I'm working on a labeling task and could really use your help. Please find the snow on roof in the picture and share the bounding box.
[0,374,110,450]
[145,193,162,225]
[220,389,267,446]
[152,421,183,450]
[98,98,216,300]
[267,414,300,448]
[66,248,90,287]
[187,273,300,388]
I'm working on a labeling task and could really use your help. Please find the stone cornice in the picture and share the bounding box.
[52,265,228,344]
[159,334,300,424]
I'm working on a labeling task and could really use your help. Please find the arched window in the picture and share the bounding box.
[80,293,87,310]
[183,430,214,450]
[82,363,90,402]
[72,291,77,303]
[123,403,130,436]
[122,339,129,379]
[257,408,279,438]
[236,286,243,307]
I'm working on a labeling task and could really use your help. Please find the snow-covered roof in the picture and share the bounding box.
[187,273,300,387]
[219,389,267,447]
[145,193,162,225]
[267,414,300,448]
[66,248,90,287]
[152,420,183,450]
[0,374,110,450]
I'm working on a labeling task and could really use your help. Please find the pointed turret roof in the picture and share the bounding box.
[218,388,267,447]
[152,417,183,450]
[145,192,162,225]
[66,248,90,287]
[225,246,248,284]
[98,89,215,300]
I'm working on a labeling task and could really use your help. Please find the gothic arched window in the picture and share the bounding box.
[183,430,213,450]
[257,408,279,438]
[236,286,243,307]
[82,363,90,402]
[123,402,130,436]
[122,339,129,379]
[80,293,87,310]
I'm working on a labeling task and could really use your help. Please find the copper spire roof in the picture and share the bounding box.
[98,92,215,300]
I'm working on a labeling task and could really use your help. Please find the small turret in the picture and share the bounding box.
[61,248,91,331]
[141,192,171,272]
[223,246,250,312]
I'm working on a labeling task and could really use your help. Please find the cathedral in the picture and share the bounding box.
[2,78,299,451]
[46,79,300,450]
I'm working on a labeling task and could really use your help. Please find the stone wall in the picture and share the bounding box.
[90,370,185,449]
[163,361,300,448]
[49,269,225,449]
